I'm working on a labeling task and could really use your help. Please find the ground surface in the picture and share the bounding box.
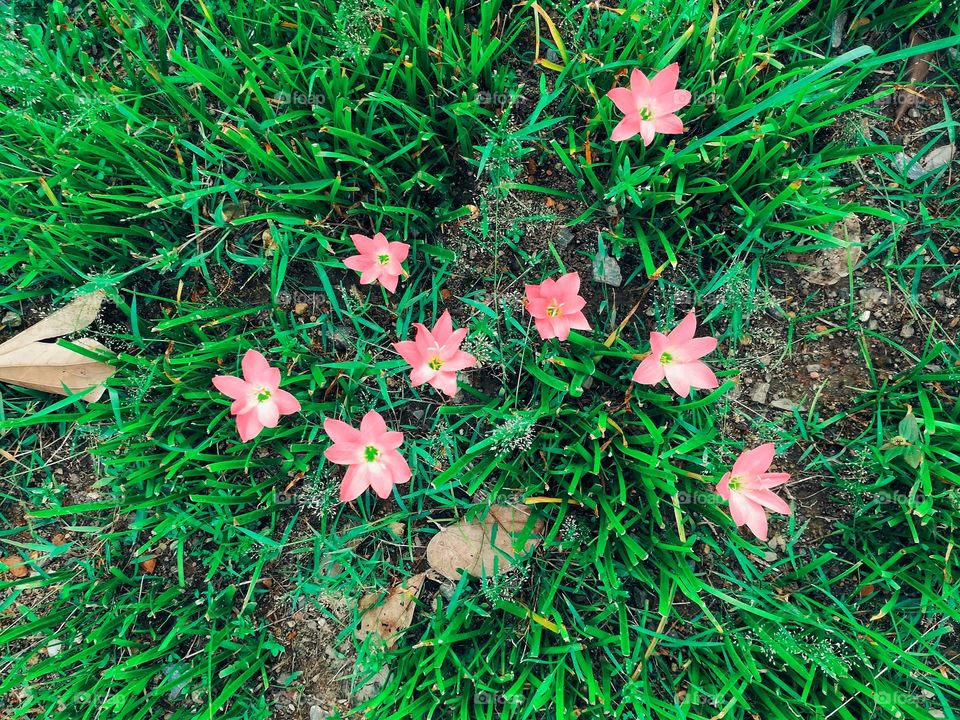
[1,1,959,719]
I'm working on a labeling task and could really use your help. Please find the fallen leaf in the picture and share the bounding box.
[894,29,935,127]
[140,557,157,574]
[355,572,426,649]
[2,555,29,578]
[0,292,116,402]
[427,503,543,581]
[799,215,862,286]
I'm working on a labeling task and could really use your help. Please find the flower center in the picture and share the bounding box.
[428,356,444,371]
[377,253,391,265]
[363,445,380,463]
[728,475,743,491]
[659,352,673,365]
[546,300,562,317]
[255,387,272,402]
[637,104,653,120]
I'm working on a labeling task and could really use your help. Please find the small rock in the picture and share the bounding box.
[900,324,915,339]
[750,382,770,404]
[859,288,884,309]
[0,311,21,328]
[908,107,920,118]
[868,319,879,330]
[592,251,622,286]
[47,639,62,657]
[294,303,308,316]
[859,310,871,322]
[310,706,329,720]
[763,551,778,562]
[805,364,822,373]
[769,398,804,412]
[556,227,575,248]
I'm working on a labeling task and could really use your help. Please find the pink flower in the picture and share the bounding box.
[524,272,592,341]
[715,443,792,541]
[323,411,411,502]
[606,63,692,145]
[343,232,410,293]
[393,310,477,397]
[212,350,301,442]
[632,312,718,397]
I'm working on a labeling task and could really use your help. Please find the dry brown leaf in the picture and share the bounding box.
[800,215,862,286]
[894,29,935,127]
[427,504,543,581]
[2,555,29,578]
[0,292,115,402]
[0,338,115,402]
[139,557,157,574]
[355,572,426,649]
[0,291,105,355]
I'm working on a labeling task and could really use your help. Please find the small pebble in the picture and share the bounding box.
[900,324,915,339]
[859,310,870,322]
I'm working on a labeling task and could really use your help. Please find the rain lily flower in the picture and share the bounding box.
[524,272,592,341]
[606,63,692,145]
[632,312,718,397]
[212,350,301,442]
[343,232,410,293]
[324,411,411,502]
[715,443,792,542]
[393,310,477,396]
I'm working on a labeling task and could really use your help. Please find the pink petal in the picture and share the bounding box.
[757,472,791,489]
[236,411,264,442]
[442,327,468,354]
[430,371,459,397]
[656,89,692,114]
[673,336,717,362]
[360,411,389,443]
[639,120,656,146]
[433,310,454,344]
[534,317,556,340]
[382,450,412,484]
[339,465,369,502]
[388,240,410,263]
[653,113,684,135]
[611,115,642,142]
[550,315,572,341]
[443,350,477,372]
[606,86,636,115]
[242,350,276,386]
[566,312,592,332]
[231,396,255,415]
[729,493,770,541]
[379,431,404,451]
[343,254,371,273]
[648,62,680,96]
[629,68,651,96]
[324,418,361,445]
[553,272,581,298]
[715,474,732,500]
[632,355,665,385]
[379,272,400,293]
[524,284,543,302]
[663,362,693,397]
[325,441,363,465]
[393,340,422,367]
[744,505,769,542]
[526,297,550,319]
[358,266,381,285]
[667,313,698,344]
[256,401,280,428]
[351,233,379,255]
[368,465,395,499]
[272,389,301,415]
[213,375,250,401]
[409,365,437,386]
[649,331,669,355]
[732,444,776,479]
[743,489,791,516]
[674,360,718,392]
